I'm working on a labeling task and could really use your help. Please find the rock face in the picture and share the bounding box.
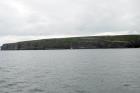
[1,35,140,50]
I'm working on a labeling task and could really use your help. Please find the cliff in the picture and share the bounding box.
[1,35,140,50]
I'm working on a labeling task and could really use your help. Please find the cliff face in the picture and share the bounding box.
[1,35,140,50]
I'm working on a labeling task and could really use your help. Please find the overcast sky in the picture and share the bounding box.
[0,0,140,45]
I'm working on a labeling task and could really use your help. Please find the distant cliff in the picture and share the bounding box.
[1,35,140,50]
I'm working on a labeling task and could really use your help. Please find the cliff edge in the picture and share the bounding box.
[1,35,140,50]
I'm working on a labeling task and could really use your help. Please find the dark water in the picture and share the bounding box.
[0,49,140,93]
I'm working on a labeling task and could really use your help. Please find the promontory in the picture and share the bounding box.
[1,35,140,50]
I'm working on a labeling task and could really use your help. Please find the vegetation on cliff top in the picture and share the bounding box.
[1,35,140,50]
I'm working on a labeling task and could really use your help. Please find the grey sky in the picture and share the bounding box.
[0,0,140,45]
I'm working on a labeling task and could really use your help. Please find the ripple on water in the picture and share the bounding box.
[0,80,7,84]
[13,89,23,92]
[62,83,80,89]
[28,88,45,93]
[75,90,90,93]
[3,83,18,88]
[123,83,140,89]
[0,67,9,72]
[0,67,3,70]
[1,81,27,89]
[123,84,131,87]
[61,84,91,93]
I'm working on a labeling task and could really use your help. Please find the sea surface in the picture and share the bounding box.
[0,49,140,93]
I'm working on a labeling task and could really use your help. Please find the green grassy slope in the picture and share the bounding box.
[1,35,140,50]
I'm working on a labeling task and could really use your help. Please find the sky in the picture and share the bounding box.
[0,0,140,45]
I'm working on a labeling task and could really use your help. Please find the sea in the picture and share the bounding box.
[0,49,140,93]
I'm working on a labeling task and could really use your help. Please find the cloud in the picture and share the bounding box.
[0,0,139,45]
